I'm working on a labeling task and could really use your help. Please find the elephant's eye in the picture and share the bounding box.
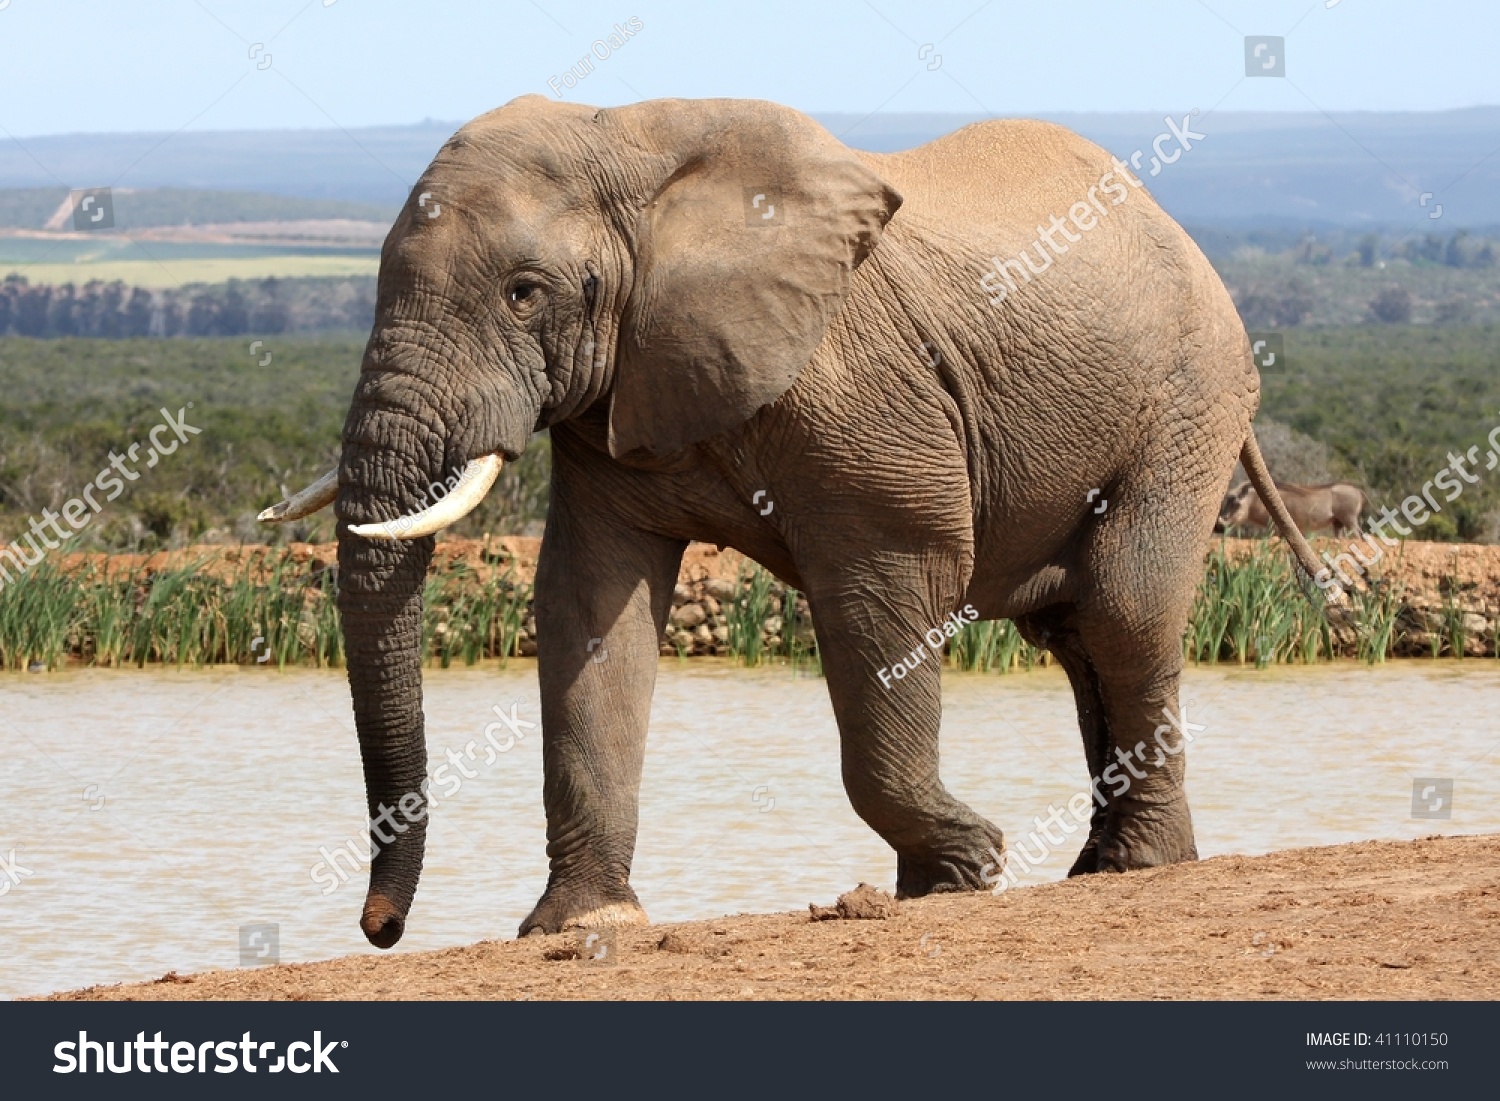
[507,280,542,311]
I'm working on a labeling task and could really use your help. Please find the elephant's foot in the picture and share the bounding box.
[1093,794,1197,873]
[1066,833,1101,877]
[894,824,1007,898]
[519,884,649,937]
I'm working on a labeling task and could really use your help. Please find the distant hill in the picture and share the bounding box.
[3,108,1499,228]
[822,108,1500,229]
[0,187,393,230]
[0,122,458,206]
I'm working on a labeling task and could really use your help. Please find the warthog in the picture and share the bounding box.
[1216,481,1366,536]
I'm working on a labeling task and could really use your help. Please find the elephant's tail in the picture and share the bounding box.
[1239,429,1351,612]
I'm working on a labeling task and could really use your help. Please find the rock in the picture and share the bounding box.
[702,596,721,616]
[809,883,899,921]
[692,624,713,648]
[657,932,696,954]
[519,638,538,657]
[711,625,729,644]
[704,578,737,603]
[1463,614,1492,656]
[1411,608,1445,633]
[671,630,695,652]
[766,635,782,651]
[671,602,707,629]
[762,615,783,636]
[671,584,693,607]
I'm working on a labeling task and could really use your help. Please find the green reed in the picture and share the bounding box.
[424,563,530,669]
[0,550,528,670]
[1186,541,1341,666]
[0,544,1489,672]
[725,561,780,668]
[0,559,75,671]
[779,583,822,676]
[719,563,823,673]
[1437,576,1472,659]
[947,618,1042,673]
[1351,579,1403,664]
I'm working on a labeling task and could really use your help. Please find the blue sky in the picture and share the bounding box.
[1,0,1496,137]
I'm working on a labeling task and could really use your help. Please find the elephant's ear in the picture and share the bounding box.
[601,100,902,459]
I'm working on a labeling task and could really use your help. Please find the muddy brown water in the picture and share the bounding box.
[4,661,1498,999]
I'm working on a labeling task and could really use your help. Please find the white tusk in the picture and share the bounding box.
[257,467,339,523]
[348,454,504,540]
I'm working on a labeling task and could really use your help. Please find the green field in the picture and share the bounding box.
[1258,326,1500,540]
[1216,255,1500,328]
[0,234,379,287]
[0,336,548,547]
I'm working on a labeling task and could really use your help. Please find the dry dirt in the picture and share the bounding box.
[48,834,1500,1001]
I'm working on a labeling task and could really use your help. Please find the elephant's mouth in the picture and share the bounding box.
[258,453,504,539]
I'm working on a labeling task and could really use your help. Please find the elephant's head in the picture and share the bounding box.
[259,96,900,947]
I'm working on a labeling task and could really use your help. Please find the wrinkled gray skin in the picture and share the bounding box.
[1216,481,1366,536]
[331,96,1330,948]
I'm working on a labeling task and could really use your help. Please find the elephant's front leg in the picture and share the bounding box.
[809,559,1006,897]
[518,503,685,936]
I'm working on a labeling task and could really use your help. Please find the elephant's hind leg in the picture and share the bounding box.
[1065,524,1208,873]
[1016,611,1111,876]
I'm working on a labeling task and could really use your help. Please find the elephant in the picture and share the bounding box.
[1216,480,1366,537]
[259,95,1336,948]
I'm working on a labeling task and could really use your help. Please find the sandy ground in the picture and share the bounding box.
[48,834,1499,1001]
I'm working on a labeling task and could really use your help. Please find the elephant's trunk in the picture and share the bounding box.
[335,366,445,948]
[338,531,432,948]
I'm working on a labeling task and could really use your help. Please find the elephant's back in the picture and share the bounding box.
[862,118,1163,235]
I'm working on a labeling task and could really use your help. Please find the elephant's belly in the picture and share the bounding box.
[959,497,1090,619]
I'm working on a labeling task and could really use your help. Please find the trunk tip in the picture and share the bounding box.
[361,893,407,949]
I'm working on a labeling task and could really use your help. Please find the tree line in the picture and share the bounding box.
[0,274,375,338]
